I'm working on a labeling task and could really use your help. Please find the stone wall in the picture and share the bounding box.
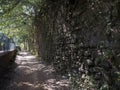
[33,0,120,89]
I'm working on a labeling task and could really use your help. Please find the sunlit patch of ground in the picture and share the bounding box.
[0,51,69,90]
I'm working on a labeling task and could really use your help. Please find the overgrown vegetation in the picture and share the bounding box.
[0,0,120,89]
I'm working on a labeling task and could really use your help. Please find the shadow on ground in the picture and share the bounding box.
[0,52,69,90]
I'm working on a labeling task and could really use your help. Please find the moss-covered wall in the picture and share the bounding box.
[33,0,120,89]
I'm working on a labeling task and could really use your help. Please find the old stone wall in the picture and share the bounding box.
[34,0,120,89]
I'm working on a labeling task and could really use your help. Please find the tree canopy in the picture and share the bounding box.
[0,0,120,90]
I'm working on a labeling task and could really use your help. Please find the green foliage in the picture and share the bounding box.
[0,0,120,90]
[0,0,37,52]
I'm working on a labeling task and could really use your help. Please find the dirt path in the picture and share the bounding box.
[0,52,69,90]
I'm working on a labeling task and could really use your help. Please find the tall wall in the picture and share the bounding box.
[33,0,120,89]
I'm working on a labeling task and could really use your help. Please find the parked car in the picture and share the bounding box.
[16,45,21,52]
[0,33,17,70]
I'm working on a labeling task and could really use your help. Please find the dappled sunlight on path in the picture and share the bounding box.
[0,52,69,90]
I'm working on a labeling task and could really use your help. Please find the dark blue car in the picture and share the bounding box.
[0,33,17,69]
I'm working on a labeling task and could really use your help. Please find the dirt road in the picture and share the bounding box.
[0,52,69,90]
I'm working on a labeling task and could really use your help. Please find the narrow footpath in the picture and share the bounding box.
[0,52,69,90]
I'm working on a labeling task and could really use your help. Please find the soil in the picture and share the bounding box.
[0,51,69,90]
